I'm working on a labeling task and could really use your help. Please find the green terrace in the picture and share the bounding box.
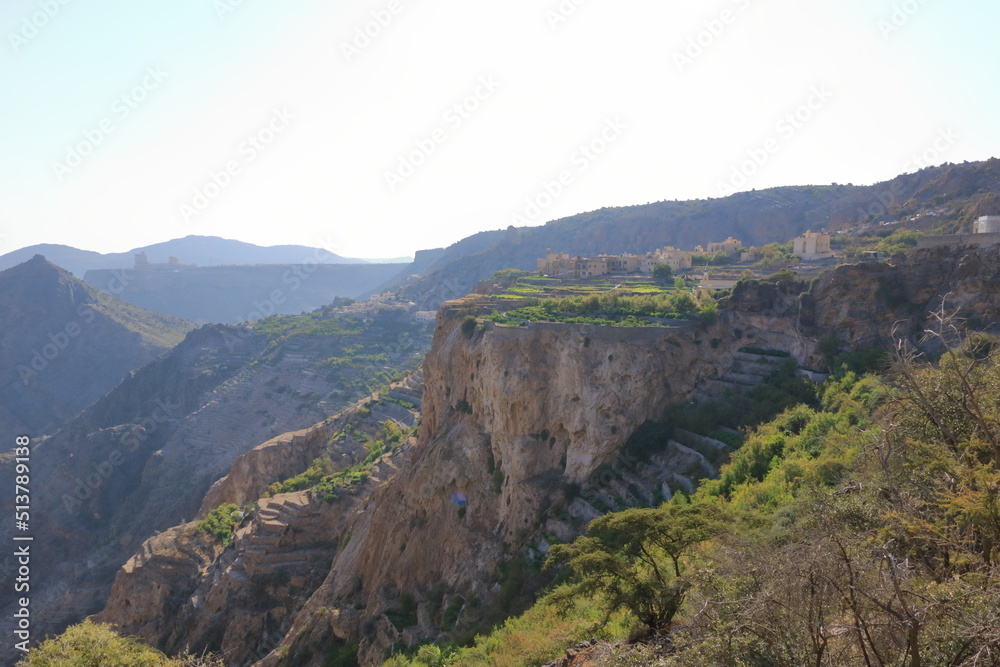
[469,272,719,327]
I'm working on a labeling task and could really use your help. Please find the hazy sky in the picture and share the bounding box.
[1,0,997,259]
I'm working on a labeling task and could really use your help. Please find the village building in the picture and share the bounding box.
[537,251,574,276]
[641,246,693,273]
[539,246,694,278]
[974,216,1000,234]
[792,231,833,261]
[707,237,743,256]
[575,257,609,278]
[134,251,197,268]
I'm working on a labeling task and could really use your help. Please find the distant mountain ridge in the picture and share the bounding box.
[0,235,396,278]
[82,262,408,324]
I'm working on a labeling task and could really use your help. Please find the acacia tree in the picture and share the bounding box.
[546,500,725,632]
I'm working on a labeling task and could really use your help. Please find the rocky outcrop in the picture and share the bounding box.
[93,377,425,666]
[799,245,1000,352]
[249,306,794,666]
[199,371,424,514]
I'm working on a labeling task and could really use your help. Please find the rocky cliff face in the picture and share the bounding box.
[93,374,426,666]
[86,245,1000,666]
[799,245,1000,351]
[245,306,805,665]
[91,308,775,666]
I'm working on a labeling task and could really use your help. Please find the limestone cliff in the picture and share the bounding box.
[252,308,790,666]
[798,245,1000,351]
[89,246,1000,666]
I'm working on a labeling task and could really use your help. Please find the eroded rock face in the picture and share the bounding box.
[255,312,781,666]
[92,375,426,666]
[92,247,1000,666]
[800,246,1000,352]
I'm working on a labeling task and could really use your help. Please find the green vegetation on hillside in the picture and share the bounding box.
[691,251,736,266]
[196,503,245,546]
[92,290,195,348]
[265,420,411,502]
[833,227,924,258]
[388,328,1000,666]
[251,306,434,399]
[483,291,719,327]
[751,241,797,269]
[16,619,222,667]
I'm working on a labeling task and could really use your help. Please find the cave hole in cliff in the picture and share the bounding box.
[623,420,674,461]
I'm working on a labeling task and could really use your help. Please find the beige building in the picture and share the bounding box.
[575,258,609,278]
[974,216,1000,234]
[537,251,573,276]
[641,246,693,273]
[707,237,743,256]
[792,231,833,261]
[538,247,693,279]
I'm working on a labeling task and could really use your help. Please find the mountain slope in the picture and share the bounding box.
[0,305,434,663]
[392,159,1000,308]
[82,262,408,324]
[0,255,193,436]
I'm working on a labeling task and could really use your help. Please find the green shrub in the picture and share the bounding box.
[196,504,241,546]
[267,458,333,497]
[16,620,224,667]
